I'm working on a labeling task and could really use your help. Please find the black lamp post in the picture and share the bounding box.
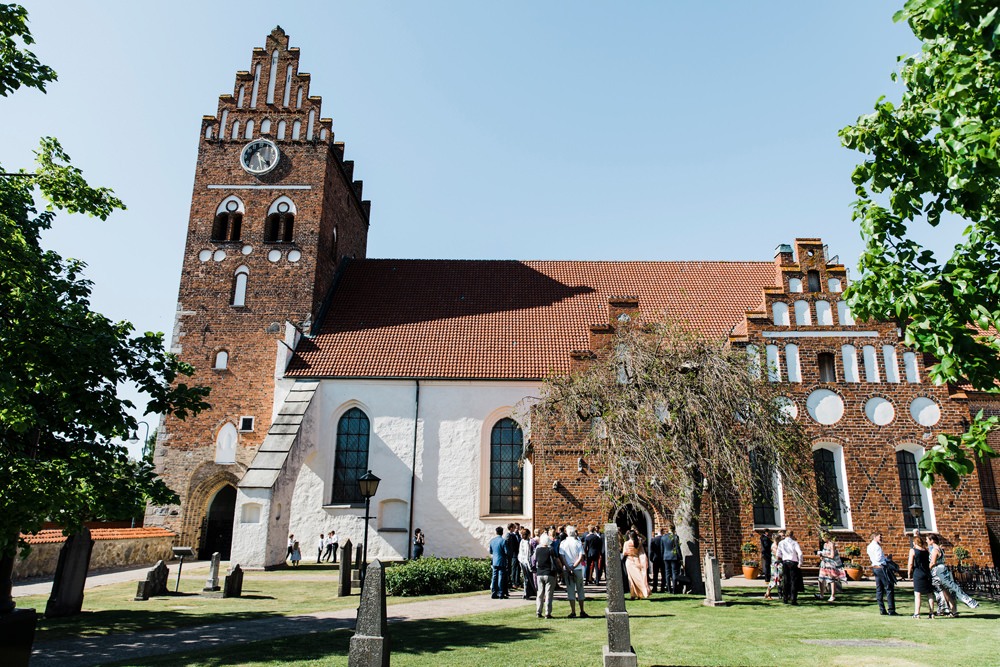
[358,470,381,582]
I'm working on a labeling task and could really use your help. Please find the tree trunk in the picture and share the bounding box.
[674,466,704,595]
[1,549,15,614]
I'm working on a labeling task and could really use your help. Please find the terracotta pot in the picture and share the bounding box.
[742,565,759,580]
[845,566,862,581]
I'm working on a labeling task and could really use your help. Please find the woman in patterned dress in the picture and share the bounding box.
[764,533,783,600]
[817,532,847,602]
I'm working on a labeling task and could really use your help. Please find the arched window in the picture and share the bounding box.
[244,119,254,139]
[818,352,836,382]
[296,86,303,108]
[231,120,240,140]
[883,346,900,383]
[264,196,296,243]
[765,344,782,382]
[813,447,844,527]
[841,346,859,383]
[250,63,261,108]
[750,451,782,527]
[772,302,789,326]
[292,120,301,140]
[213,350,228,369]
[277,120,286,140]
[332,408,370,503]
[785,344,801,382]
[837,300,855,325]
[215,422,238,464]
[815,300,833,325]
[746,344,761,380]
[828,278,842,292]
[807,270,821,292]
[260,119,271,134]
[794,300,812,325]
[212,196,245,242]
[220,109,229,137]
[490,417,523,514]
[788,277,803,293]
[903,352,920,383]
[237,86,245,108]
[283,65,293,106]
[896,449,927,530]
[862,345,881,383]
[266,50,278,104]
[307,110,315,140]
[205,125,213,139]
[232,266,249,307]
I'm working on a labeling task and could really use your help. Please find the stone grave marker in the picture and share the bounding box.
[203,552,222,593]
[352,544,364,586]
[135,560,171,600]
[348,559,390,667]
[338,539,353,597]
[45,527,95,618]
[602,524,637,667]
[223,564,244,598]
[702,553,728,607]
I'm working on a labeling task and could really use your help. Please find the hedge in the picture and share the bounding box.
[384,556,493,596]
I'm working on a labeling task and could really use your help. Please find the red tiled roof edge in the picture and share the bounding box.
[22,527,177,545]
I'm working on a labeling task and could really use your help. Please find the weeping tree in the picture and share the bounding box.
[534,316,817,593]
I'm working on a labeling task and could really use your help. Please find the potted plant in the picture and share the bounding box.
[741,541,760,580]
[841,544,863,581]
[953,545,971,585]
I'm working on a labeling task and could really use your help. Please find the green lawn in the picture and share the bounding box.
[16,564,480,641]
[97,587,1000,667]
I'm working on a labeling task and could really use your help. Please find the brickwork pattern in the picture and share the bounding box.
[148,27,371,553]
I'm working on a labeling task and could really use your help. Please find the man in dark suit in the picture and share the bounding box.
[760,530,772,581]
[504,523,521,590]
[649,528,666,592]
[584,525,603,584]
[662,524,681,594]
[489,526,509,599]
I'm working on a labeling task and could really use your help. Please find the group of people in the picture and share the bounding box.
[283,532,339,566]
[759,527,980,617]
[870,530,980,618]
[487,522,690,618]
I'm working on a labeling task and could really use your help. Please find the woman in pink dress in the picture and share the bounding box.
[622,530,651,599]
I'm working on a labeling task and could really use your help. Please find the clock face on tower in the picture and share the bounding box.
[240,139,280,175]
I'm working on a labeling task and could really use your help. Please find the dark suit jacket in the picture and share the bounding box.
[649,534,664,561]
[503,532,519,564]
[662,532,680,561]
[584,532,602,557]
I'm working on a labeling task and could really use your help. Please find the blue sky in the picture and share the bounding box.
[6,1,931,457]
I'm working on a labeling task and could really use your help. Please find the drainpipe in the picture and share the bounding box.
[406,380,420,559]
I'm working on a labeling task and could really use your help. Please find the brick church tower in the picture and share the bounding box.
[145,27,370,558]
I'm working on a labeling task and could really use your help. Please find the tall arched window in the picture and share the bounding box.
[332,408,370,503]
[813,448,844,527]
[213,350,228,369]
[215,422,237,464]
[264,196,296,243]
[232,266,249,307]
[212,196,245,242]
[896,449,926,530]
[750,451,781,527]
[266,50,278,104]
[490,418,523,514]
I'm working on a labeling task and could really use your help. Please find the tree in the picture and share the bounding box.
[0,3,210,613]
[839,0,1000,487]
[532,317,816,594]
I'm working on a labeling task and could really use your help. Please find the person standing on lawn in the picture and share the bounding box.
[412,528,425,560]
[662,524,681,594]
[559,525,588,617]
[323,531,338,562]
[533,533,558,618]
[907,533,936,619]
[517,527,537,599]
[489,526,509,599]
[649,527,665,593]
[867,531,898,615]
[760,530,773,582]
[505,523,521,590]
[776,529,803,605]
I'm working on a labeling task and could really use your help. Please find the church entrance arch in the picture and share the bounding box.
[201,485,237,560]
[613,503,652,543]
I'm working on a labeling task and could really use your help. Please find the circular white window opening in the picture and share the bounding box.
[910,397,941,427]
[277,201,290,213]
[806,389,845,425]
[241,245,253,255]
[226,200,239,212]
[287,249,301,262]
[213,250,226,262]
[865,397,895,426]
[268,249,282,262]
[198,249,212,262]
[775,396,798,423]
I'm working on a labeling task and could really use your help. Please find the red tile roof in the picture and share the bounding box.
[23,527,177,545]
[287,259,778,379]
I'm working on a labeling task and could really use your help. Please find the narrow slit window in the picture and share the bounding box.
[232,266,249,307]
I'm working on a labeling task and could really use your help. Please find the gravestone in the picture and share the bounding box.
[45,527,95,618]
[602,524,637,667]
[352,544,364,586]
[348,559,390,667]
[203,552,222,593]
[702,553,728,607]
[135,560,171,600]
[338,539,354,597]
[223,564,244,598]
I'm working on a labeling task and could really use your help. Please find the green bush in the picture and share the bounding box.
[384,556,493,596]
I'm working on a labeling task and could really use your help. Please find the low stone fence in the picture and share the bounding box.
[13,527,177,581]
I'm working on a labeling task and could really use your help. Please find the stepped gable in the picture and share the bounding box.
[286,259,778,379]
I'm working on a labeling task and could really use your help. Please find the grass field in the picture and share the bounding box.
[88,586,999,667]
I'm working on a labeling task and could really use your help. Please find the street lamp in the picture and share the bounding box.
[908,503,924,530]
[128,421,151,459]
[358,470,381,582]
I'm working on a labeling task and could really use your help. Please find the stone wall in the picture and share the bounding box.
[13,529,176,581]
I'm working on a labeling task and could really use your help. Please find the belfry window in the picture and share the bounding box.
[332,408,370,504]
[264,197,296,243]
[212,197,245,242]
[490,418,524,514]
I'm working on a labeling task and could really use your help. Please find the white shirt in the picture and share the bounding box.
[559,536,586,571]
[775,537,802,565]
[867,540,886,567]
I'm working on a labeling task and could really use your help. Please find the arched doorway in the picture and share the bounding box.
[201,485,236,560]
[613,503,652,543]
